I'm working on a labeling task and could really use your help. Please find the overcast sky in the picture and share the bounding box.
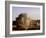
[12,7,40,21]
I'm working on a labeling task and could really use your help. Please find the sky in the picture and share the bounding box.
[12,7,40,21]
